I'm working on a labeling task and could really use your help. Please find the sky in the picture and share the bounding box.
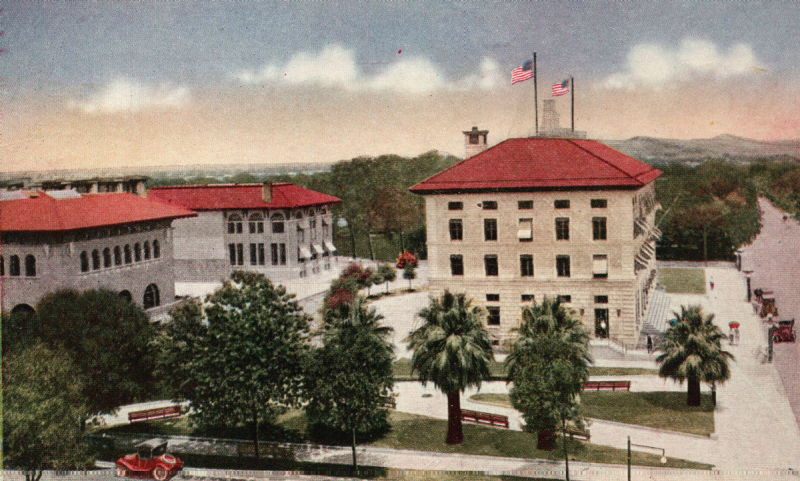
[2,1,799,173]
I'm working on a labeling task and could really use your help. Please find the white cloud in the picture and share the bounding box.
[68,78,191,114]
[604,38,764,89]
[234,45,503,94]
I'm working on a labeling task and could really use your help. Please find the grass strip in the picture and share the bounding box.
[393,359,656,381]
[470,391,714,437]
[657,268,706,295]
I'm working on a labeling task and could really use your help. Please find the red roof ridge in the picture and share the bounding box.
[564,139,649,186]
[149,182,292,191]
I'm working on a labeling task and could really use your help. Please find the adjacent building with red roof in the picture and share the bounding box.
[410,129,662,347]
[0,190,195,317]
[148,183,340,284]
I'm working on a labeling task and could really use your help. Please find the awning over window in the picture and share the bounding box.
[592,255,608,275]
[642,242,656,256]
[648,226,662,241]
[299,247,312,260]
[635,218,649,231]
[517,219,533,241]
[324,241,337,252]
[311,244,323,255]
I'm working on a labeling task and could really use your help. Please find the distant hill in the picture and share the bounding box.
[604,135,800,164]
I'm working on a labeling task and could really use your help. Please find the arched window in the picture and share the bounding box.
[144,241,151,260]
[1,256,4,276]
[134,243,142,262]
[295,211,303,219]
[271,214,285,234]
[25,255,36,277]
[153,240,160,258]
[114,246,122,266]
[92,250,101,270]
[12,304,35,315]
[119,290,132,302]
[124,245,132,264]
[80,252,89,272]
[249,213,264,234]
[103,248,112,268]
[10,255,20,276]
[143,283,160,309]
[228,214,243,234]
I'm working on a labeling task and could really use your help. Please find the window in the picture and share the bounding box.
[298,225,305,243]
[92,250,101,270]
[558,295,572,303]
[591,199,608,208]
[280,243,286,265]
[124,245,132,264]
[10,255,21,276]
[487,307,501,325]
[595,295,609,304]
[79,252,89,273]
[153,240,160,258]
[258,243,265,265]
[0,256,3,276]
[484,255,498,277]
[518,200,533,210]
[486,294,500,302]
[322,221,329,238]
[554,199,570,209]
[448,201,463,211]
[114,246,122,266]
[555,218,570,240]
[521,294,535,302]
[556,255,570,277]
[520,255,534,277]
[518,218,533,242]
[593,254,609,278]
[144,241,151,260]
[229,243,243,266]
[134,243,142,262]
[143,284,160,309]
[482,201,498,210]
[250,243,258,265]
[228,214,243,234]
[229,244,236,265]
[484,219,498,241]
[249,214,264,234]
[271,214,285,234]
[593,217,607,240]
[271,243,286,265]
[450,255,464,276]
[449,219,463,241]
[25,255,36,277]
[103,248,112,268]
[119,290,132,302]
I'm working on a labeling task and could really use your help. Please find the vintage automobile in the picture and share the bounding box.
[116,438,183,480]
[772,319,797,343]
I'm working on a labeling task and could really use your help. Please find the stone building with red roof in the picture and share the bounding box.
[410,129,662,347]
[0,190,195,318]
[147,183,340,285]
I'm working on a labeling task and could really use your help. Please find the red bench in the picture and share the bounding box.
[582,381,631,391]
[461,409,509,429]
[128,405,183,423]
[564,426,591,442]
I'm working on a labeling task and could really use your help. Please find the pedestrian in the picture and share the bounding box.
[646,335,653,354]
[710,281,714,290]
[735,327,740,344]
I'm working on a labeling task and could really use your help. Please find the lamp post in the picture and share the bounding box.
[628,436,667,480]
[743,270,753,302]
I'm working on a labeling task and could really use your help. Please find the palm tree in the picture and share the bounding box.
[656,305,734,406]
[506,297,591,454]
[408,291,494,445]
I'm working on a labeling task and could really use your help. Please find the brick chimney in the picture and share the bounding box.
[262,183,272,203]
[463,126,488,158]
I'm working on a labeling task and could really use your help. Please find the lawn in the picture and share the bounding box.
[101,410,710,470]
[657,268,706,294]
[470,391,715,437]
[392,359,657,381]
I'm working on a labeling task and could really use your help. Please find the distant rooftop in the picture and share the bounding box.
[147,183,340,211]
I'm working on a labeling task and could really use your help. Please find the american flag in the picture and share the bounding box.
[511,60,534,85]
[552,79,570,96]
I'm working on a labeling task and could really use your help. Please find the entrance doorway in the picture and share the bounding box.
[595,308,609,338]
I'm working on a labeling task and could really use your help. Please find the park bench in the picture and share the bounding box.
[563,426,591,442]
[582,380,631,391]
[460,409,509,429]
[237,442,295,459]
[128,405,182,423]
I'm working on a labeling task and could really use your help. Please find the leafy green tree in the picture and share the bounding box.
[656,305,734,406]
[408,291,493,445]
[30,289,157,417]
[305,298,395,469]
[402,263,417,289]
[506,297,591,464]
[157,271,310,459]
[3,343,93,480]
[377,263,397,293]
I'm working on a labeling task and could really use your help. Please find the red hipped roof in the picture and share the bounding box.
[410,138,661,193]
[0,192,196,233]
[147,183,340,211]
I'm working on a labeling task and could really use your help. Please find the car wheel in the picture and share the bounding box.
[116,466,126,477]
[153,466,169,481]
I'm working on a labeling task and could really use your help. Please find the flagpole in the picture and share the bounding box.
[533,53,538,136]
[570,76,574,133]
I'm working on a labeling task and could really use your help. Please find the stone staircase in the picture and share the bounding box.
[637,286,672,349]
